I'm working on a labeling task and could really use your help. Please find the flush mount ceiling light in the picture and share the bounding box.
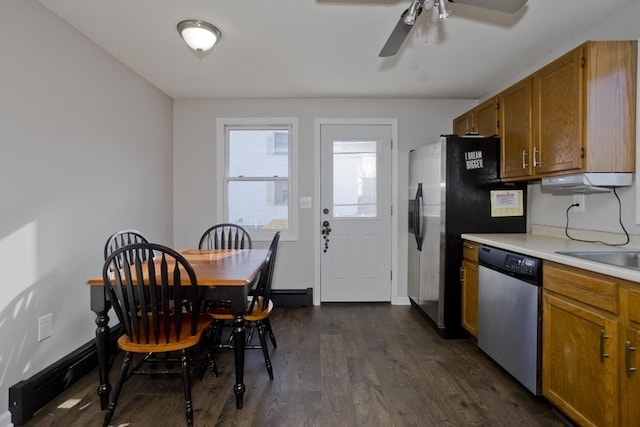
[177,19,222,55]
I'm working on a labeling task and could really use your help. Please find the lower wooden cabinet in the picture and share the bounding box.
[460,241,479,337]
[542,261,640,427]
[542,291,619,427]
[622,287,640,425]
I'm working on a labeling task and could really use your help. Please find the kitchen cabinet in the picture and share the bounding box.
[534,40,637,177]
[542,261,640,427]
[458,40,637,181]
[452,97,498,137]
[499,76,534,179]
[460,240,479,337]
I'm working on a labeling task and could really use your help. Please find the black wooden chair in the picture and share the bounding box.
[198,223,253,333]
[198,223,252,250]
[102,243,213,427]
[208,231,280,379]
[103,229,149,267]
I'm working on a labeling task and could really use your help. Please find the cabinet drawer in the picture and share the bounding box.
[543,261,619,314]
[462,241,479,262]
[629,287,640,325]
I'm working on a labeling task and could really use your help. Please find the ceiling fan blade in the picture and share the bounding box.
[379,16,413,57]
[379,3,424,58]
[448,0,527,13]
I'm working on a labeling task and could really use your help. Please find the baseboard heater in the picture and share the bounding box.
[271,288,313,306]
[8,327,121,426]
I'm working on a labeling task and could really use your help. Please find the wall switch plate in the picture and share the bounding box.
[299,196,312,209]
[573,194,585,212]
[38,313,53,341]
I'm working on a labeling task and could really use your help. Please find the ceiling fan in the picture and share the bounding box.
[379,0,528,57]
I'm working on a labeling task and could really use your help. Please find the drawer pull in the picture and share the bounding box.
[600,330,609,362]
[463,244,475,250]
[626,341,637,375]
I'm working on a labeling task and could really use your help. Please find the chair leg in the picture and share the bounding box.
[180,349,194,427]
[256,321,274,380]
[263,318,277,348]
[103,351,133,427]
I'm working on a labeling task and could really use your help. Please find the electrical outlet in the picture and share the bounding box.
[38,313,53,341]
[573,194,585,212]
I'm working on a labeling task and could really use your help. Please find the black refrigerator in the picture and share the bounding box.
[408,135,527,338]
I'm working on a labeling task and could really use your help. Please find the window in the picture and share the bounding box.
[217,118,298,241]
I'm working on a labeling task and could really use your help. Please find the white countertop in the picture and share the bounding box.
[461,233,640,283]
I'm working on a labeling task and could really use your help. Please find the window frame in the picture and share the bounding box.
[216,117,299,242]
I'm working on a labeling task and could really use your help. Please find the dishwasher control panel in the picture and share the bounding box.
[504,254,538,276]
[478,245,541,284]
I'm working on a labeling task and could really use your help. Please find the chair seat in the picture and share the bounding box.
[207,297,273,322]
[118,314,212,353]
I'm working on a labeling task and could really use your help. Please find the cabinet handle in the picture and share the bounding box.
[463,243,475,249]
[521,150,528,169]
[533,147,539,167]
[459,267,465,284]
[600,330,610,362]
[626,341,637,375]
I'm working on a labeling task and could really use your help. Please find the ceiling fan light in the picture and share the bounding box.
[177,20,221,53]
[437,1,452,20]
[402,0,423,25]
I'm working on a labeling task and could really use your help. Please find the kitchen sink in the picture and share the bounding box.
[556,251,640,271]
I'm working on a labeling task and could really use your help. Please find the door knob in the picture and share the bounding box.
[321,221,332,252]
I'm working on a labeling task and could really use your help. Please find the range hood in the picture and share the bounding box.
[541,173,633,194]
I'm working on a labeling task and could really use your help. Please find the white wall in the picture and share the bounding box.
[488,1,640,239]
[173,98,476,298]
[0,1,174,423]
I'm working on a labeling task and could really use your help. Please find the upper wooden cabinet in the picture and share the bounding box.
[499,76,534,179]
[534,41,637,176]
[452,97,498,137]
[454,40,637,181]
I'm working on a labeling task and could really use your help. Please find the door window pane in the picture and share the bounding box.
[333,140,377,217]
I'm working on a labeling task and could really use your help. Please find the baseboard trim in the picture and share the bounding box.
[6,290,311,425]
[271,288,313,306]
[8,327,121,426]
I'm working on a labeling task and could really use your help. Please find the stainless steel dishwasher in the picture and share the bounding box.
[477,245,542,395]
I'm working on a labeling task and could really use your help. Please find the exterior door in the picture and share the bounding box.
[319,124,392,302]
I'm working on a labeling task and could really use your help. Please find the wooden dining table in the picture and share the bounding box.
[87,248,268,410]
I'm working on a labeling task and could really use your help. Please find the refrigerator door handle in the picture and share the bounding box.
[414,183,423,251]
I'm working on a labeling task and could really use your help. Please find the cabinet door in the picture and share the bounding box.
[542,292,619,427]
[453,112,472,136]
[460,259,478,337]
[474,98,498,137]
[622,327,640,425]
[500,77,534,179]
[535,47,583,174]
[623,287,640,425]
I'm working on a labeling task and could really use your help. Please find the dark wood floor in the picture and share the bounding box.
[26,304,570,427]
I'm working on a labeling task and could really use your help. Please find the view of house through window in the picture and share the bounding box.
[226,127,291,231]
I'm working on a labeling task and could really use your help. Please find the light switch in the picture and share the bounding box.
[299,196,312,209]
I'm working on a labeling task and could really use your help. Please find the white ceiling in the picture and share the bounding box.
[38,0,637,100]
